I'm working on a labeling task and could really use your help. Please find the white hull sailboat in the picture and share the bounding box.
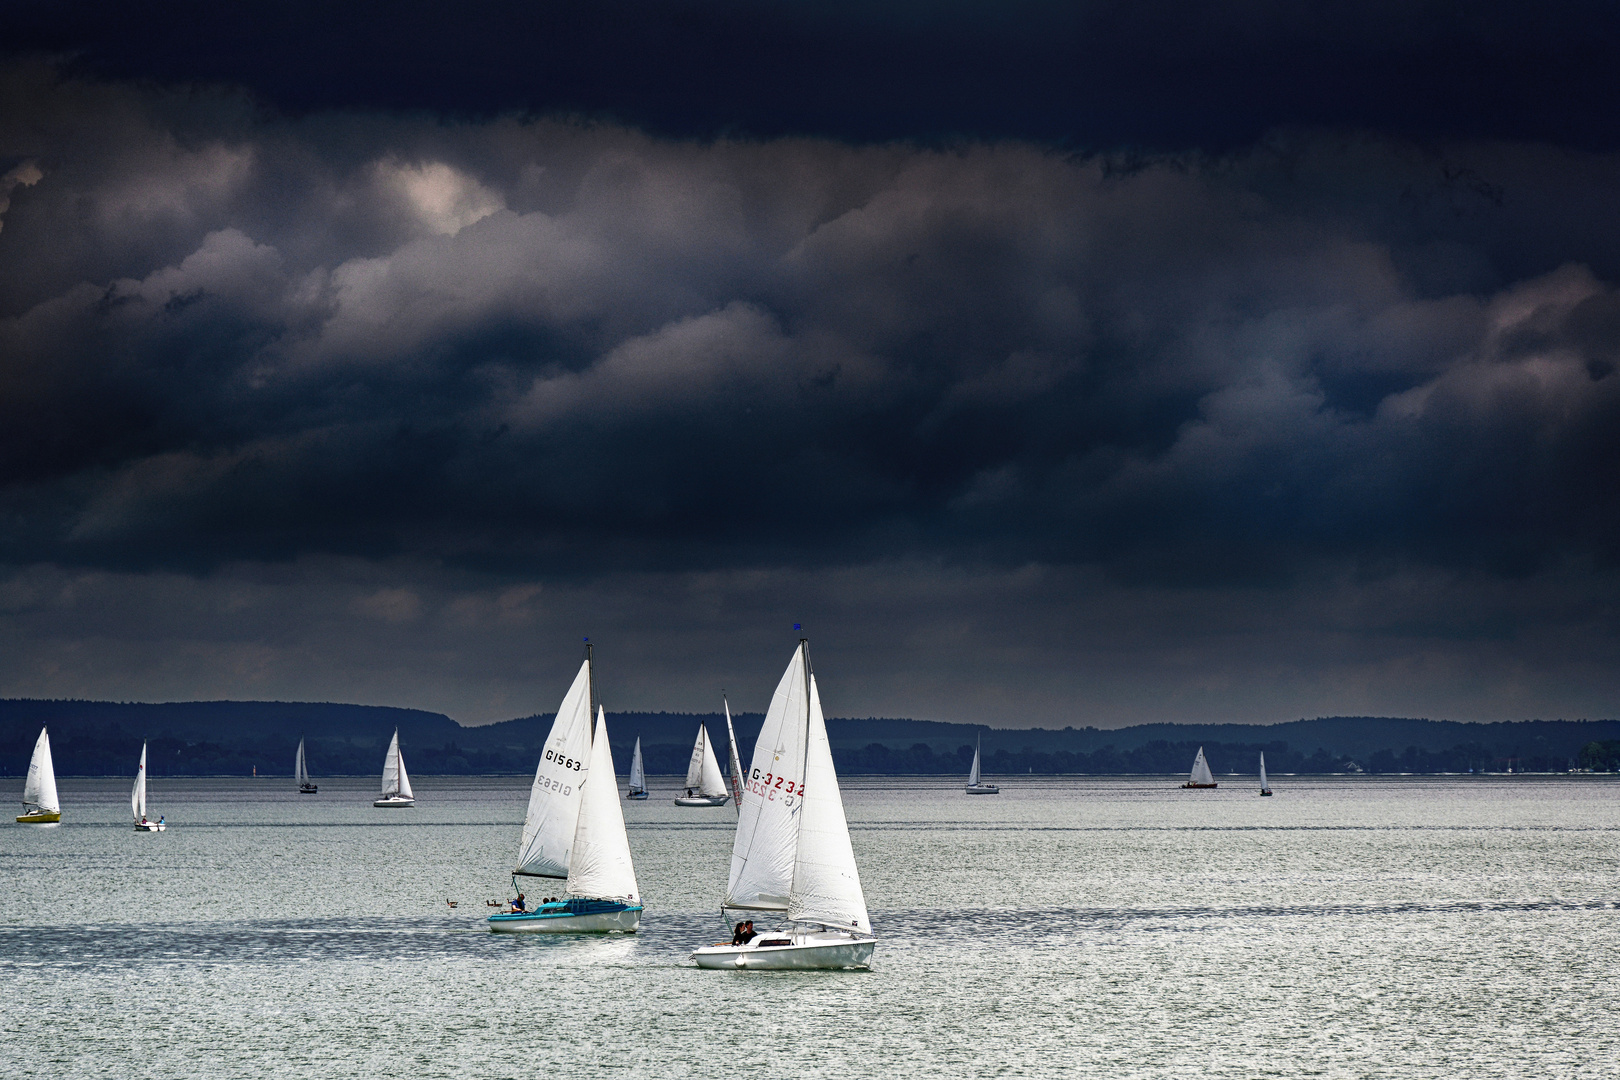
[490,645,642,934]
[374,729,415,807]
[626,737,648,799]
[691,638,875,971]
[18,726,61,824]
[675,722,731,806]
[1259,751,1273,796]
[132,742,165,831]
[965,733,999,795]
[296,737,317,794]
[1183,745,1218,789]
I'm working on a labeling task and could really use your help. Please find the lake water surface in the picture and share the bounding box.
[3,774,1617,1078]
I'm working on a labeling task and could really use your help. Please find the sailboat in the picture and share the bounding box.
[965,733,999,794]
[296,737,318,794]
[490,645,642,932]
[17,726,61,824]
[691,639,874,970]
[675,723,731,806]
[1259,751,1273,796]
[722,693,745,811]
[373,729,415,807]
[1183,745,1218,789]
[132,741,165,831]
[626,737,648,799]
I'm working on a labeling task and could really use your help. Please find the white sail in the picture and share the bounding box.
[968,737,982,787]
[132,741,148,820]
[723,696,745,809]
[1259,751,1270,792]
[23,727,60,815]
[295,738,308,785]
[684,725,708,788]
[379,730,407,797]
[787,673,871,934]
[396,745,414,799]
[685,724,728,796]
[627,737,645,795]
[565,706,641,903]
[725,643,811,912]
[515,658,594,878]
[1189,746,1215,786]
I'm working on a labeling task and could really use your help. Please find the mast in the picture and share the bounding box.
[585,641,596,746]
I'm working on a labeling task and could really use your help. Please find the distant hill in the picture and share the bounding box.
[2,698,1618,777]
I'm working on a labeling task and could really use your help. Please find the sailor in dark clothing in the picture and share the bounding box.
[511,893,527,913]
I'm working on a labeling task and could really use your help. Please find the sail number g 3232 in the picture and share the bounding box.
[749,767,803,801]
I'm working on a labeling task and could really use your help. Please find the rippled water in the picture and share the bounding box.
[3,774,1617,1078]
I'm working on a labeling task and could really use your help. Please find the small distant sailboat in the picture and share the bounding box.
[675,723,731,806]
[1183,745,1218,789]
[691,638,874,970]
[132,741,165,831]
[626,737,648,800]
[722,692,745,812]
[1259,751,1273,796]
[296,737,318,794]
[373,729,415,807]
[17,726,61,824]
[965,733,999,795]
[490,644,642,933]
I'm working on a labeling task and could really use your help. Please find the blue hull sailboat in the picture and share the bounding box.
[491,644,642,933]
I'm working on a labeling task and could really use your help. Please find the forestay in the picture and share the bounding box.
[565,707,640,902]
[725,644,810,912]
[787,675,871,935]
[24,728,59,815]
[516,659,594,878]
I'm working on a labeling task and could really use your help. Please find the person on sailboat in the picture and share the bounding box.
[510,893,527,913]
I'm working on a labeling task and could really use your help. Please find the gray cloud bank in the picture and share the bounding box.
[4,63,1620,725]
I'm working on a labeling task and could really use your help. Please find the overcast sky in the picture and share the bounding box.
[4,2,1620,726]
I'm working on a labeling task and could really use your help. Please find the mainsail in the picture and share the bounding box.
[379,729,414,799]
[565,706,641,903]
[968,736,983,787]
[516,657,594,878]
[1259,752,1270,793]
[295,738,309,786]
[723,695,745,810]
[1189,746,1215,786]
[685,724,728,797]
[786,673,871,934]
[725,643,811,911]
[132,741,148,820]
[23,727,60,816]
[627,737,646,797]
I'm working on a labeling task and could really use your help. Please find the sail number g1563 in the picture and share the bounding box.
[544,748,584,772]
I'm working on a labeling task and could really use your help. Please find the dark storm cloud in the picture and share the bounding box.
[5,65,1620,585]
[5,60,1620,724]
[7,1,1620,149]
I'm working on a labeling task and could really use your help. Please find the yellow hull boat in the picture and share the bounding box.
[17,811,61,824]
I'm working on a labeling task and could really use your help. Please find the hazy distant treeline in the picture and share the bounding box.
[2,727,1600,779]
[5,698,1617,776]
